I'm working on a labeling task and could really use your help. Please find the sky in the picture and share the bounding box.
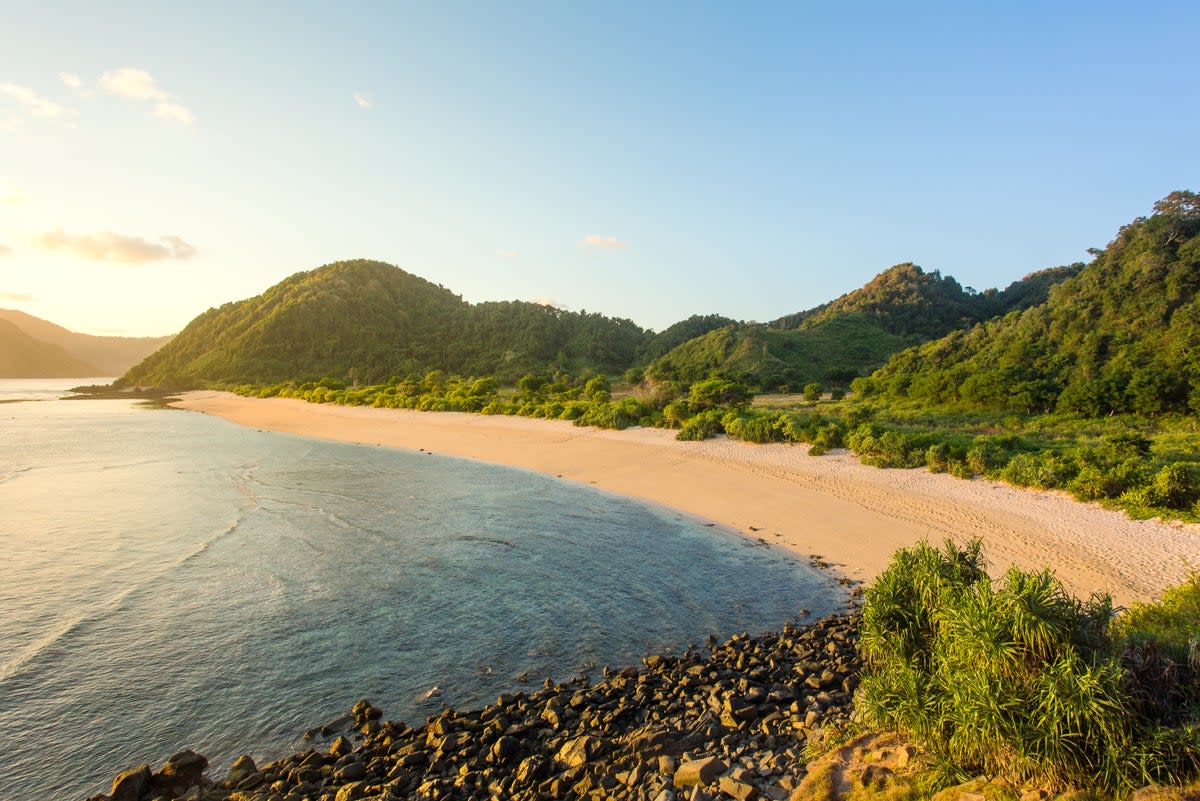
[1,1,1198,337]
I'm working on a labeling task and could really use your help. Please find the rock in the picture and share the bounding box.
[336,760,367,782]
[490,735,519,763]
[226,754,257,785]
[859,764,893,789]
[674,756,728,788]
[719,775,759,800]
[659,755,679,776]
[329,735,353,758]
[334,782,367,801]
[556,734,602,768]
[111,765,151,801]
[351,699,383,724]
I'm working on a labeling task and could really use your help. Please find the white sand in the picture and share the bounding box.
[172,391,1200,605]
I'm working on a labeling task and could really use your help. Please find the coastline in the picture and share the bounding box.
[171,391,1200,606]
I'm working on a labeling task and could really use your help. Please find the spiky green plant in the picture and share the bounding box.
[857,541,1200,794]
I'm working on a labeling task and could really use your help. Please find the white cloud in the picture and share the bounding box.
[36,228,198,263]
[0,244,12,258]
[0,82,77,119]
[353,91,372,109]
[60,72,83,89]
[154,102,195,125]
[99,68,194,124]
[496,248,517,259]
[159,235,197,259]
[578,234,630,250]
[531,297,560,308]
[99,68,166,101]
[0,290,33,302]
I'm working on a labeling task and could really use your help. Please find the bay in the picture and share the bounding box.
[0,384,843,799]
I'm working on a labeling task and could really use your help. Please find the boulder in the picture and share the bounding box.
[329,735,353,758]
[719,775,759,800]
[226,754,257,785]
[674,756,727,788]
[111,765,151,801]
[556,735,602,768]
[351,699,383,724]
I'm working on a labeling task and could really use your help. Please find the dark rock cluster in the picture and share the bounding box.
[89,614,860,801]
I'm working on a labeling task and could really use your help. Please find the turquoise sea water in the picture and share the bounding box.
[0,382,843,800]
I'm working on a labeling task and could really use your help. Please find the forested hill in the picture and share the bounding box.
[858,191,1200,415]
[769,262,1080,335]
[643,263,1078,392]
[120,260,653,387]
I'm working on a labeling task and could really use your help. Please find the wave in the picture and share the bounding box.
[0,585,137,686]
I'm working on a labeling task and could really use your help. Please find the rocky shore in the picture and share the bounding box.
[88,613,861,801]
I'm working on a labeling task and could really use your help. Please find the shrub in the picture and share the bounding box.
[676,410,725,441]
[858,541,1200,793]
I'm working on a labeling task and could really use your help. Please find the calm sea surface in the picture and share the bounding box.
[0,380,843,800]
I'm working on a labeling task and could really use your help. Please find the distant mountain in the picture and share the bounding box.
[860,191,1200,415]
[0,318,104,378]
[120,260,653,388]
[645,263,1077,391]
[0,309,172,376]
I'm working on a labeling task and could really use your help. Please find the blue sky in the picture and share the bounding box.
[1,1,1197,336]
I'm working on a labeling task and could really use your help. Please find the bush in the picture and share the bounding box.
[858,541,1200,793]
[803,382,823,402]
[676,410,725,441]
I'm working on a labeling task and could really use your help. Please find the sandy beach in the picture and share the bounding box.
[172,391,1200,606]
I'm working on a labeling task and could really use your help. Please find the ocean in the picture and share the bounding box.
[0,380,843,799]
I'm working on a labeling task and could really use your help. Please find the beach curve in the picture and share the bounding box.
[170,391,1200,606]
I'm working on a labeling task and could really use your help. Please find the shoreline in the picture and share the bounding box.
[171,391,1200,606]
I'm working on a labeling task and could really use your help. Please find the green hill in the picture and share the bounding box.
[646,263,1078,391]
[633,313,738,365]
[0,309,172,375]
[860,191,1200,415]
[121,260,652,388]
[0,318,104,378]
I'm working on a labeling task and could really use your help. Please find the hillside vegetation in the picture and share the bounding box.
[121,261,650,387]
[119,245,1078,391]
[644,263,1079,391]
[858,191,1200,416]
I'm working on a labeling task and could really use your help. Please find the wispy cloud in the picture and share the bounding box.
[531,297,559,307]
[0,290,33,302]
[59,72,83,89]
[578,234,629,250]
[496,248,517,259]
[36,228,198,263]
[99,68,194,124]
[0,245,12,258]
[0,179,26,205]
[353,91,373,109]
[0,82,77,120]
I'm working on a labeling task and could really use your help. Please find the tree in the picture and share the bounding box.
[687,377,752,411]
[584,374,611,401]
[802,382,823,402]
